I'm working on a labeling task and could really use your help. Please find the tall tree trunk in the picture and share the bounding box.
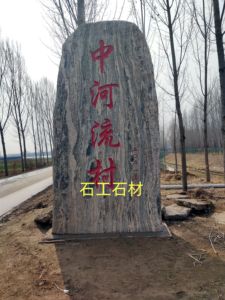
[174,113,178,174]
[0,123,8,176]
[213,0,225,180]
[203,110,210,181]
[34,138,38,168]
[166,0,187,191]
[47,121,53,158]
[162,107,166,168]
[35,112,43,166]
[42,123,49,164]
[204,8,210,182]
[49,131,53,158]
[17,125,24,172]
[77,0,85,26]
[203,85,210,182]
[140,0,146,38]
[21,129,28,170]
[31,116,38,168]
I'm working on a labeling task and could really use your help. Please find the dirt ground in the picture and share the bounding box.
[1,185,225,300]
[165,152,224,172]
[162,152,224,184]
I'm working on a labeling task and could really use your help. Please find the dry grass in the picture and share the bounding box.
[162,152,224,184]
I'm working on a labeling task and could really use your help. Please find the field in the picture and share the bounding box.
[0,158,52,178]
[161,152,224,184]
[1,152,223,181]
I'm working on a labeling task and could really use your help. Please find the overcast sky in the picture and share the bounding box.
[0,0,132,154]
[0,0,219,155]
[0,0,58,83]
[0,0,59,154]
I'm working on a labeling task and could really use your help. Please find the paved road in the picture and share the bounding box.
[0,166,224,217]
[0,167,53,217]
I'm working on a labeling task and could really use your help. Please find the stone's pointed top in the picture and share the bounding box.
[71,20,141,34]
[63,21,147,53]
[78,20,140,29]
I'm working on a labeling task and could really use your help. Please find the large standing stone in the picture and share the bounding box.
[53,21,168,237]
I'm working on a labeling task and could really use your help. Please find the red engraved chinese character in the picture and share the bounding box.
[90,80,119,109]
[87,157,116,188]
[91,40,113,73]
[91,118,121,148]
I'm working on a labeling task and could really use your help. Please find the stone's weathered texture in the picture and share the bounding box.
[162,204,191,221]
[166,194,189,200]
[53,21,165,235]
[175,199,213,212]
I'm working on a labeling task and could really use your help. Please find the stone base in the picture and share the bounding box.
[41,223,171,243]
[175,198,213,212]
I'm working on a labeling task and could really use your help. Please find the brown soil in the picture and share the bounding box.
[165,152,223,172]
[1,187,225,300]
[163,153,224,184]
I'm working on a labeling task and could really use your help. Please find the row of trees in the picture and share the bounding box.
[156,0,225,187]
[42,0,225,190]
[0,39,55,176]
[129,0,225,188]
[166,81,222,167]
[145,0,225,189]
[1,0,225,191]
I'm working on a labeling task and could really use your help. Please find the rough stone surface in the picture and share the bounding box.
[162,204,191,221]
[166,194,189,200]
[53,21,164,235]
[175,199,213,212]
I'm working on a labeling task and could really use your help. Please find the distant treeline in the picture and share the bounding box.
[0,153,52,161]
[0,38,55,176]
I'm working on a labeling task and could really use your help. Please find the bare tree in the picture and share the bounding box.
[213,0,225,179]
[39,78,55,157]
[189,0,214,181]
[33,83,45,165]
[7,42,29,172]
[168,79,222,153]
[148,0,193,191]
[0,40,12,176]
[42,0,109,56]
[77,0,85,25]
[173,112,178,174]
[207,82,222,149]
[36,79,55,164]
[129,0,154,41]
[27,79,39,168]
